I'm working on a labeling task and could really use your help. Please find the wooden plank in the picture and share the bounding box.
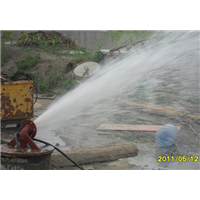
[51,144,138,167]
[116,99,200,120]
[97,124,181,131]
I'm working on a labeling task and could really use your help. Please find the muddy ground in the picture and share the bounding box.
[1,93,199,170]
[0,96,136,170]
[1,33,200,170]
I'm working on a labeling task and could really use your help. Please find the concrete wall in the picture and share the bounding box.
[1,30,116,50]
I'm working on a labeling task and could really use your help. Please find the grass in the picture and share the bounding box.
[20,43,103,64]
[38,83,47,93]
[1,44,15,66]
[1,53,10,64]
[46,45,105,64]
[63,79,76,90]
[16,53,40,71]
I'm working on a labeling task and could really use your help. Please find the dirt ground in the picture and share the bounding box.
[1,94,199,170]
[1,96,137,170]
[1,45,79,88]
[0,100,134,170]
[0,37,200,170]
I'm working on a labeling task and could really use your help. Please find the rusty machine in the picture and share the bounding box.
[1,72,36,128]
[0,72,54,169]
[0,72,84,170]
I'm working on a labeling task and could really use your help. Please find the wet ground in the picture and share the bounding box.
[35,96,200,170]
[2,95,198,170]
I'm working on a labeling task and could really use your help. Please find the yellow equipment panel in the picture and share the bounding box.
[1,80,34,121]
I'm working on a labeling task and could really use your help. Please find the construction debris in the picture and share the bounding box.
[97,124,181,131]
[18,31,78,48]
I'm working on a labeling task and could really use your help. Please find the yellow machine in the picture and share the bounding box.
[1,80,34,127]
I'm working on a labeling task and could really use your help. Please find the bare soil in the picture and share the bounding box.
[1,44,94,94]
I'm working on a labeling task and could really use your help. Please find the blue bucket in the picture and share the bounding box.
[155,124,179,147]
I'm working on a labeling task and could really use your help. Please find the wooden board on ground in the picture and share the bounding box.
[51,144,138,168]
[116,99,200,120]
[97,124,181,131]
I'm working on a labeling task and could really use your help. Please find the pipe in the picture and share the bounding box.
[7,120,40,151]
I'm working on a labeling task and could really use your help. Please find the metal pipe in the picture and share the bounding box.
[7,119,40,151]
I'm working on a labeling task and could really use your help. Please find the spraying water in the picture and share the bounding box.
[34,31,199,169]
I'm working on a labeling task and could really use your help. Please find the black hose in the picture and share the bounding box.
[33,82,38,104]
[33,138,84,170]
[33,97,55,100]
[0,78,10,82]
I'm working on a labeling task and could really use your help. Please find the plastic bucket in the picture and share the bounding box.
[155,124,179,147]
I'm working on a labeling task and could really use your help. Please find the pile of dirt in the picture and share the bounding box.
[18,31,78,49]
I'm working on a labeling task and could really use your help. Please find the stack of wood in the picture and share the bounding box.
[19,31,78,48]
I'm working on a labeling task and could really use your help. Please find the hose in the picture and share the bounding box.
[33,138,84,170]
[13,132,84,169]
[33,97,55,100]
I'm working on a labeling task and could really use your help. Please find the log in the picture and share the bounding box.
[51,144,138,167]
[97,124,181,131]
[117,99,200,120]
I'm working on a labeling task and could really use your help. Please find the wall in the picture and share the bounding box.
[1,30,116,50]
[57,30,115,50]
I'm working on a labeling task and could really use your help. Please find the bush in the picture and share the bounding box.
[92,44,104,63]
[16,53,40,71]
[38,83,47,93]
[63,79,76,90]
[92,50,104,63]
[45,69,60,89]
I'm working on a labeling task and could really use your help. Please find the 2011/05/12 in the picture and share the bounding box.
[157,156,199,162]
